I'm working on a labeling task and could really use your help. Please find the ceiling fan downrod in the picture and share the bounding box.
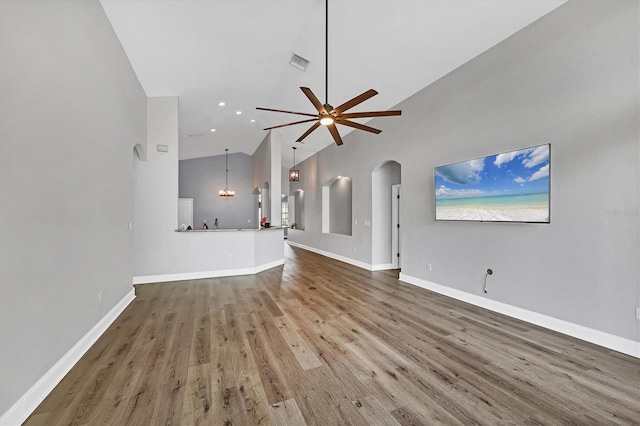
[325,0,329,106]
[255,0,401,147]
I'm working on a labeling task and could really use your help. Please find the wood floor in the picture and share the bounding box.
[26,244,639,425]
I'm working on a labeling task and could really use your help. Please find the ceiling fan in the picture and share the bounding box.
[256,0,401,146]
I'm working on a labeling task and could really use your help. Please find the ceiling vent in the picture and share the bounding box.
[289,53,310,71]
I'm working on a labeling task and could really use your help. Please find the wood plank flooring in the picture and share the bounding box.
[25,244,640,425]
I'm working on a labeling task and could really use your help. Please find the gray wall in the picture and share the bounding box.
[293,190,305,230]
[0,0,146,415]
[329,177,353,235]
[179,152,254,229]
[289,0,639,342]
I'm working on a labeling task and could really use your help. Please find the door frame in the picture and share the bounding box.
[391,184,401,269]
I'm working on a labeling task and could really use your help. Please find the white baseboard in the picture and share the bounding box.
[399,273,640,359]
[0,290,136,426]
[132,259,285,284]
[371,263,394,271]
[287,241,374,271]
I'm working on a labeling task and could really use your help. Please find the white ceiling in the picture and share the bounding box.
[100,0,566,167]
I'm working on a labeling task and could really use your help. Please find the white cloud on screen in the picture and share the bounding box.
[513,177,526,184]
[523,145,549,168]
[435,159,484,184]
[494,144,549,169]
[494,151,519,168]
[528,163,549,181]
[436,185,485,198]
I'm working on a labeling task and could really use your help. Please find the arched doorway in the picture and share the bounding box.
[372,161,401,270]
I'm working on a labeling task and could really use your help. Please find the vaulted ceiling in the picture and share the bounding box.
[100,0,566,167]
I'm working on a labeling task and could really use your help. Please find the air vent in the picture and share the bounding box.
[289,53,310,71]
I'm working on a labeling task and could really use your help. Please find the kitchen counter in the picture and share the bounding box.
[175,227,283,232]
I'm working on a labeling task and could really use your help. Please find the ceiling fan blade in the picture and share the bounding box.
[326,123,343,146]
[263,118,318,131]
[340,110,402,119]
[336,119,381,134]
[301,87,327,114]
[296,121,321,142]
[332,89,378,114]
[256,107,318,118]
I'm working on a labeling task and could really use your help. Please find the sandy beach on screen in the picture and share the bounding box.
[436,207,549,222]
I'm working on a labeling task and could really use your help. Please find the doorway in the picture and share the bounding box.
[391,185,401,270]
[371,161,401,270]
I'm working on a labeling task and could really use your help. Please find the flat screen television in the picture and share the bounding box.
[434,143,550,223]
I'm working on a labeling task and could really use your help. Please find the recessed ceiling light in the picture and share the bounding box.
[210,128,216,132]
[250,119,256,123]
[236,111,242,115]
[218,102,226,107]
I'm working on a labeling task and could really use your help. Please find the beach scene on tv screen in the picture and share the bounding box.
[435,144,550,222]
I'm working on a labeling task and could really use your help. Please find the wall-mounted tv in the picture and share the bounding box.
[435,143,550,223]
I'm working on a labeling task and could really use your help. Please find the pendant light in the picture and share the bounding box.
[289,146,300,181]
[219,148,235,197]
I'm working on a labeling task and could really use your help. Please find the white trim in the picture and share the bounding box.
[254,259,285,274]
[132,259,284,284]
[399,273,640,359]
[371,263,394,271]
[288,241,373,271]
[0,290,136,426]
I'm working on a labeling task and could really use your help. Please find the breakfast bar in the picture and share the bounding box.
[132,227,284,284]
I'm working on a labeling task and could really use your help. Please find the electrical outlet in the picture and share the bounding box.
[98,291,103,304]
[227,254,232,261]
[427,263,432,271]
[636,307,640,320]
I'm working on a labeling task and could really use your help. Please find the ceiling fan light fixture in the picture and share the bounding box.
[255,0,401,146]
[320,116,334,126]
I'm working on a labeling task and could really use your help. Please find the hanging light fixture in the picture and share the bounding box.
[219,148,235,197]
[289,146,300,181]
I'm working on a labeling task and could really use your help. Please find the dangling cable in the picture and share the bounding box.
[483,268,493,293]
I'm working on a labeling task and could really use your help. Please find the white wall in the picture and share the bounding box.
[269,132,282,226]
[0,0,146,416]
[289,1,639,346]
[133,97,180,277]
[134,98,284,282]
[252,130,282,227]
